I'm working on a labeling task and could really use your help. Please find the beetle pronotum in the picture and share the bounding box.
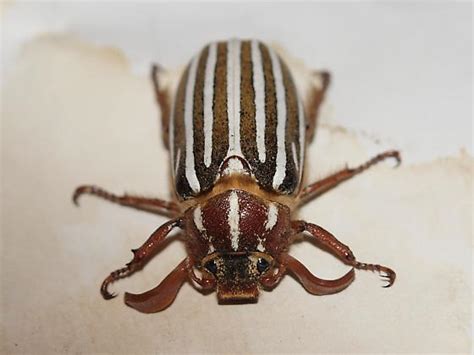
[74,39,400,313]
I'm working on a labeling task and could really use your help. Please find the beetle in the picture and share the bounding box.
[73,39,400,313]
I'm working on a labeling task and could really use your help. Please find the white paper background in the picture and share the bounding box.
[1,1,472,354]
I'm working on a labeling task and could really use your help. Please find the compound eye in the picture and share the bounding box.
[204,259,218,274]
[256,258,270,273]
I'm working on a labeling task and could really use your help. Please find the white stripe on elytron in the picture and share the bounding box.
[228,191,240,251]
[227,39,243,157]
[251,40,266,163]
[292,142,298,174]
[297,95,305,179]
[184,55,201,193]
[269,48,288,189]
[203,43,217,168]
[193,205,205,233]
[221,157,244,176]
[265,203,278,231]
[174,149,181,177]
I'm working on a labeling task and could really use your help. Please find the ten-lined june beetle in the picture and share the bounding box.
[74,39,400,313]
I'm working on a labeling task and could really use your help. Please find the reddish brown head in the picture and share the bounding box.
[185,189,291,303]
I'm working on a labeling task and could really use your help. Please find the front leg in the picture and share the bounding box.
[73,185,180,217]
[101,218,183,299]
[292,220,396,287]
[299,150,401,205]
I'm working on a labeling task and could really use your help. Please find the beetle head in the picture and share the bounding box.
[200,251,274,303]
[185,189,291,303]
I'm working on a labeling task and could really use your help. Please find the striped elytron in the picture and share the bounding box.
[74,39,400,313]
[172,40,304,198]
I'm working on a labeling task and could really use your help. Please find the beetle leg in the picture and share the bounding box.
[281,254,355,295]
[100,218,183,299]
[260,263,287,289]
[124,258,189,313]
[73,185,180,217]
[298,150,401,205]
[305,70,331,143]
[292,221,396,287]
[151,64,171,149]
[188,265,216,292]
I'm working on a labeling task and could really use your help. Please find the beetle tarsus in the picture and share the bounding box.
[363,150,401,169]
[72,185,91,206]
[299,150,402,204]
[352,261,396,287]
[98,219,182,301]
[101,276,119,300]
[293,220,396,287]
[101,285,117,300]
[349,260,396,288]
[100,265,136,300]
[72,184,180,217]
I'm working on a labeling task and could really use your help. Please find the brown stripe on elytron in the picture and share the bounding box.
[255,42,278,191]
[239,41,258,169]
[192,45,211,192]
[279,57,299,193]
[173,65,192,199]
[211,42,229,178]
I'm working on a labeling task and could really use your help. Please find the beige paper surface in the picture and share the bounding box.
[1,35,471,354]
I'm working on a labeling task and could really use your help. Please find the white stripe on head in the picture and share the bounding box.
[194,205,215,253]
[203,43,217,168]
[209,243,215,253]
[184,55,201,193]
[228,191,240,251]
[265,203,278,231]
[269,48,288,189]
[193,205,205,233]
[251,40,266,163]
